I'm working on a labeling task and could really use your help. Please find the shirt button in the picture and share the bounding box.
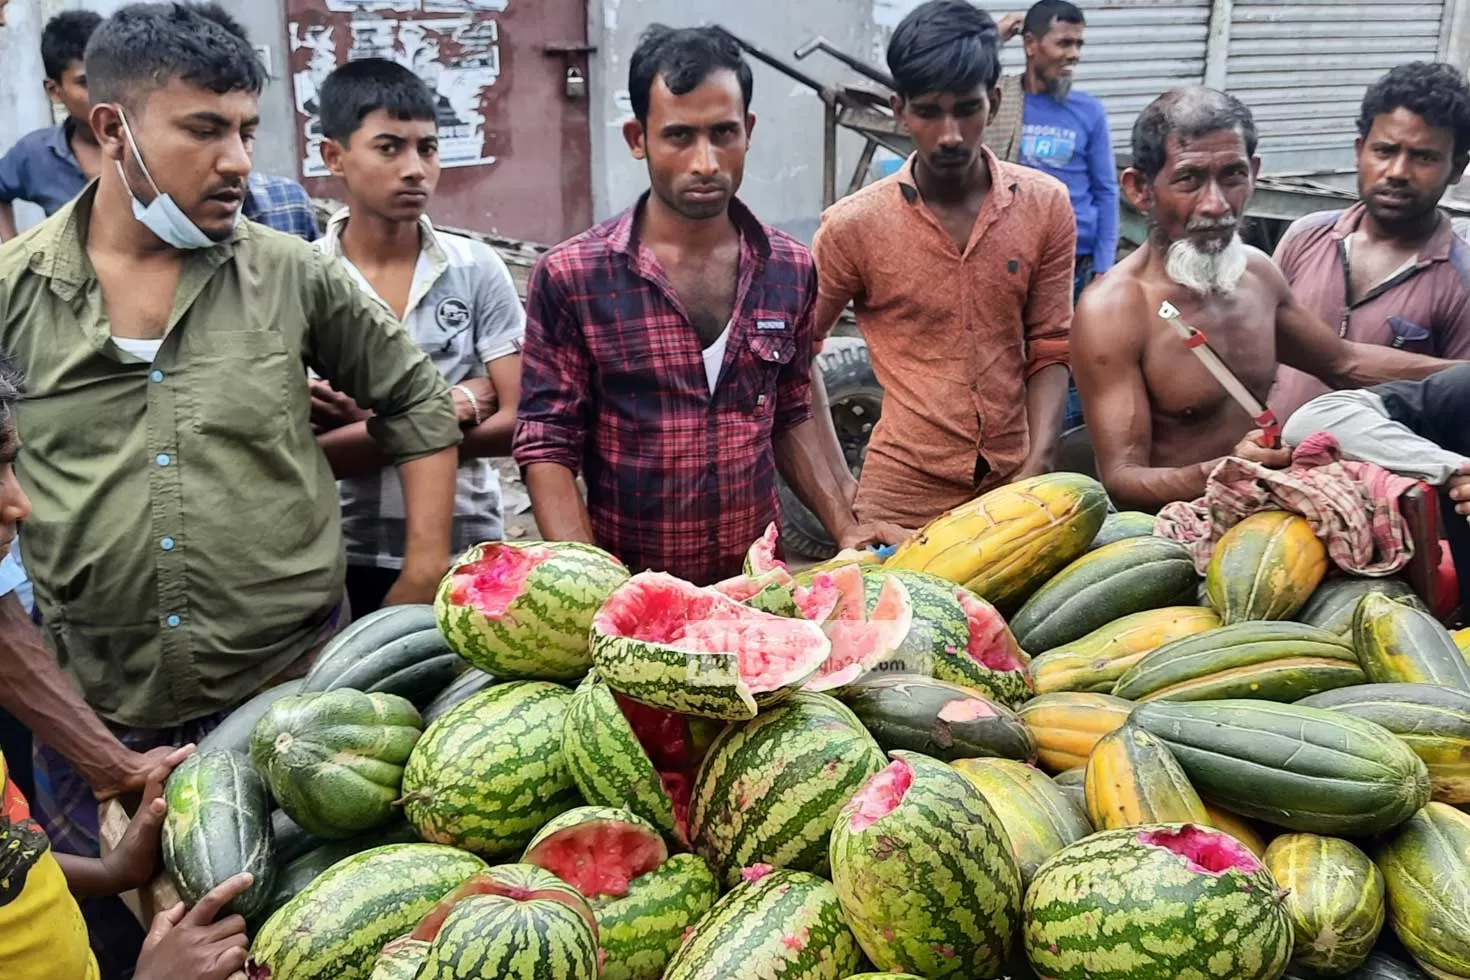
[156,453,171,467]
[150,370,165,383]
[165,614,181,628]
[160,537,175,551]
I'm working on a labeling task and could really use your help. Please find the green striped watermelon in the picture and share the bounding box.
[369,937,430,980]
[591,572,831,720]
[690,691,886,887]
[829,752,1023,978]
[1023,823,1293,980]
[414,864,600,980]
[436,541,628,682]
[247,843,486,980]
[400,681,581,858]
[521,806,667,898]
[593,853,720,980]
[663,867,862,980]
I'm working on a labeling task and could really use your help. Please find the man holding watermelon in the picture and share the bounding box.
[515,26,898,585]
[1072,86,1462,513]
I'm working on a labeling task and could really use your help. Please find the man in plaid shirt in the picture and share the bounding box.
[514,26,902,585]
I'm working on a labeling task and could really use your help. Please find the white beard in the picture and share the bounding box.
[1165,233,1249,295]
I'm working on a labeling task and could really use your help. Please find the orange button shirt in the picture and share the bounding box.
[812,150,1076,526]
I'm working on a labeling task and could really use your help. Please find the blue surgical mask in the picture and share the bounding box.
[115,107,236,249]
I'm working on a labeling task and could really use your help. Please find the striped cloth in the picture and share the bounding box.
[984,74,1026,164]
[1155,433,1420,576]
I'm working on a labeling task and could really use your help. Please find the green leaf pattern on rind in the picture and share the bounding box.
[402,681,582,858]
[662,869,863,980]
[829,752,1022,979]
[690,692,885,887]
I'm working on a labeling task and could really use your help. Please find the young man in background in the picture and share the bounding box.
[313,59,524,613]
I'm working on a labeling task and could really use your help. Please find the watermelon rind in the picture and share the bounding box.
[417,864,600,980]
[436,540,629,682]
[401,681,582,858]
[662,868,862,980]
[593,853,719,980]
[247,843,487,980]
[1024,823,1294,980]
[829,751,1023,979]
[369,937,431,980]
[560,674,679,840]
[591,572,831,720]
[690,691,886,887]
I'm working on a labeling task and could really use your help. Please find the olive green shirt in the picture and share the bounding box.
[0,186,462,728]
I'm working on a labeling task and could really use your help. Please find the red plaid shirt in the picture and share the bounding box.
[513,196,818,585]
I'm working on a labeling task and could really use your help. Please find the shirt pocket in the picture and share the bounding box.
[740,333,797,417]
[1387,315,1433,353]
[184,330,293,442]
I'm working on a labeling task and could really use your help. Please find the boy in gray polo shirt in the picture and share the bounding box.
[311,58,524,614]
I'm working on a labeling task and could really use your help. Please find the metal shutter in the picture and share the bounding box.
[1225,0,1449,173]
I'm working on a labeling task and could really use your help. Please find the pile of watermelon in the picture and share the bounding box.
[155,477,1470,980]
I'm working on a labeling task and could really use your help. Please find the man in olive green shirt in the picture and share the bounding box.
[0,11,459,963]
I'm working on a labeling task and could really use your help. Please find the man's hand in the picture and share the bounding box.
[1231,430,1293,469]
[90,744,187,802]
[383,565,446,607]
[837,521,917,552]
[310,378,370,431]
[1450,462,1470,518]
[101,744,194,893]
[449,376,499,428]
[134,873,254,980]
[998,12,1024,39]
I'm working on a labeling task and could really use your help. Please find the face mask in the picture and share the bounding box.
[115,107,235,249]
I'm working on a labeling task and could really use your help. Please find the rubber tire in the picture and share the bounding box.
[778,336,883,560]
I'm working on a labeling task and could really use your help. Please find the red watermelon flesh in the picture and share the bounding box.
[522,815,668,899]
[847,757,914,832]
[954,588,1031,673]
[745,522,787,575]
[798,565,914,691]
[445,543,552,617]
[612,692,702,842]
[409,870,600,943]
[1137,824,1265,876]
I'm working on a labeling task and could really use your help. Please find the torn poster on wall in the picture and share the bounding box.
[291,7,504,177]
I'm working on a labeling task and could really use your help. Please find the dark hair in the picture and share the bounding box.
[85,3,266,107]
[318,59,438,143]
[41,11,101,82]
[1132,86,1259,181]
[1024,0,1084,39]
[0,356,23,457]
[628,25,753,125]
[887,0,1001,101]
[1358,62,1470,159]
[187,2,250,43]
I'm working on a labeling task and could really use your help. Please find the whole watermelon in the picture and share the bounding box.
[436,540,628,681]
[415,864,600,980]
[250,689,423,839]
[689,691,886,887]
[663,868,862,980]
[592,853,719,980]
[401,681,581,858]
[829,752,1022,979]
[1024,823,1293,980]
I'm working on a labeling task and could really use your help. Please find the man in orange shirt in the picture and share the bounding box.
[811,0,1075,530]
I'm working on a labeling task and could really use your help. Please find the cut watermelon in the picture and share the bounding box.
[1137,824,1265,876]
[446,543,547,617]
[742,522,787,576]
[710,568,798,617]
[521,807,669,900]
[591,573,830,720]
[930,588,1034,708]
[410,866,600,943]
[796,566,915,692]
[847,757,914,832]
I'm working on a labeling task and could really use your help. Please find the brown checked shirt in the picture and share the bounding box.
[811,150,1076,527]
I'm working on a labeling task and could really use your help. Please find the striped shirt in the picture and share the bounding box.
[317,209,525,569]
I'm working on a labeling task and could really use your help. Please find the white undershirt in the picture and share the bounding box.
[113,336,164,363]
[702,323,732,393]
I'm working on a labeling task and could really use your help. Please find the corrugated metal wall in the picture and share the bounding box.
[1224,0,1450,173]
[998,1,1213,150]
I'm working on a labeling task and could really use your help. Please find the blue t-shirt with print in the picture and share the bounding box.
[1020,90,1120,272]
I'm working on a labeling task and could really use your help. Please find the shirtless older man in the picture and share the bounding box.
[1074,86,1458,512]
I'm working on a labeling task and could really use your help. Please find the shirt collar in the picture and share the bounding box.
[30,181,246,299]
[46,120,82,167]
[895,146,1017,208]
[607,192,772,261]
[320,206,446,267]
[1332,200,1455,265]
